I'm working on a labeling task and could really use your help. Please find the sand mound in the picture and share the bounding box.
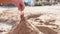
[0,8,60,34]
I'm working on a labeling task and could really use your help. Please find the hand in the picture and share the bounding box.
[18,0,25,11]
[19,3,25,11]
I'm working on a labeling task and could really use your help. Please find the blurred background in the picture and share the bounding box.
[24,0,60,6]
[0,0,60,6]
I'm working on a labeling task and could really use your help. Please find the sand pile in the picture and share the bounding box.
[0,8,60,34]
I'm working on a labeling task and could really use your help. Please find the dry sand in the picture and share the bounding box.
[0,6,60,34]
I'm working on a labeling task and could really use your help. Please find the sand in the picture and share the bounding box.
[0,6,60,34]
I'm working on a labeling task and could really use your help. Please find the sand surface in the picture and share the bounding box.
[0,6,60,34]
